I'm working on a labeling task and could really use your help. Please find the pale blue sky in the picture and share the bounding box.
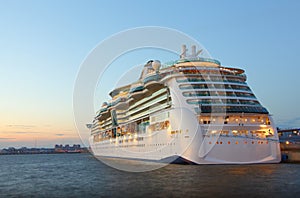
[1,0,300,148]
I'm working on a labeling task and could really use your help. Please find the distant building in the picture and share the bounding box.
[1,144,88,155]
[278,128,300,143]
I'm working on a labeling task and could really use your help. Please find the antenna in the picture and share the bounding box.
[180,44,203,59]
[180,45,187,58]
[191,45,196,57]
[196,49,203,56]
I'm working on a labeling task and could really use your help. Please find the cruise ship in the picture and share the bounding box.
[88,45,281,164]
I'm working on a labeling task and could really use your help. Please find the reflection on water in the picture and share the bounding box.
[0,153,299,197]
[96,156,168,172]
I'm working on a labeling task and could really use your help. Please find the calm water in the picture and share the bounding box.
[0,153,299,197]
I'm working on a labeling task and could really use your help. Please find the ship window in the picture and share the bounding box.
[221,131,229,136]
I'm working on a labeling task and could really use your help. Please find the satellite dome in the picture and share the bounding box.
[152,60,161,71]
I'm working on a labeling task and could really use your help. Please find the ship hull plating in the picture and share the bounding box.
[90,108,281,164]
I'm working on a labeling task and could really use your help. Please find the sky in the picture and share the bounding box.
[0,0,300,148]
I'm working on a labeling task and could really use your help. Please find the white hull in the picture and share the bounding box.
[90,108,281,164]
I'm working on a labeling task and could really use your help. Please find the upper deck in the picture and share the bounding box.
[95,45,268,130]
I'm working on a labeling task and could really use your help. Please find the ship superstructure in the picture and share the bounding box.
[88,45,281,164]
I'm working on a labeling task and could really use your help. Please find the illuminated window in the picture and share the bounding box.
[232,130,238,136]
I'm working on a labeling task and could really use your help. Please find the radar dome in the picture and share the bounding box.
[152,60,161,71]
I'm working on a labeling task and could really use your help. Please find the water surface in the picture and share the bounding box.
[0,154,299,197]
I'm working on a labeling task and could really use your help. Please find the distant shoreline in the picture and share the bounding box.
[0,144,90,155]
[0,151,90,156]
